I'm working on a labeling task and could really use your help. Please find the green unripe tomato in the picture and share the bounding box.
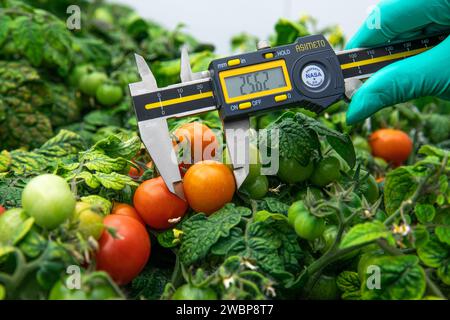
[363,174,380,204]
[287,200,307,226]
[307,275,339,300]
[73,202,104,240]
[96,84,123,107]
[69,64,94,87]
[322,225,338,253]
[277,158,314,184]
[172,284,217,300]
[295,187,323,201]
[79,72,108,96]
[241,175,269,200]
[294,210,326,241]
[310,156,341,187]
[22,174,75,229]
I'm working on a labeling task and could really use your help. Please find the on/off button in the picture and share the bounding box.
[239,102,252,109]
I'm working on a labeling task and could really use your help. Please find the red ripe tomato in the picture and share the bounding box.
[96,215,151,285]
[0,205,5,216]
[111,202,145,225]
[133,177,188,229]
[183,160,236,215]
[369,129,413,166]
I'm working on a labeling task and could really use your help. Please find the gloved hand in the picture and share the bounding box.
[345,0,450,125]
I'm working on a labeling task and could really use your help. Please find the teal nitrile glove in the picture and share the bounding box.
[345,0,450,125]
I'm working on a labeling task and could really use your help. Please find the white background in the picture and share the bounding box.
[113,0,378,53]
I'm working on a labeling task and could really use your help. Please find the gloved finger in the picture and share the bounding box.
[346,0,450,49]
[346,36,450,124]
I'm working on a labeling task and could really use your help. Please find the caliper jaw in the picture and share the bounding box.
[223,118,250,189]
[130,54,185,199]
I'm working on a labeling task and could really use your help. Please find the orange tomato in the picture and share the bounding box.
[112,202,145,225]
[369,129,413,166]
[133,177,188,230]
[173,122,218,167]
[183,160,236,215]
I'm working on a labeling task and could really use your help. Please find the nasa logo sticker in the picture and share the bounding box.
[301,64,325,88]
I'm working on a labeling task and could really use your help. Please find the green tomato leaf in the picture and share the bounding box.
[361,255,426,300]
[417,236,450,285]
[256,197,290,215]
[80,151,129,174]
[37,130,84,158]
[129,265,171,300]
[414,204,435,224]
[91,134,141,160]
[340,221,394,249]
[384,166,425,215]
[253,210,288,222]
[211,227,245,256]
[243,217,303,282]
[260,118,315,166]
[274,18,309,46]
[19,227,47,258]
[74,171,100,189]
[0,208,34,246]
[435,226,450,245]
[336,271,361,300]
[0,14,11,48]
[0,150,12,172]
[93,172,138,190]
[179,204,250,265]
[11,16,44,66]
[42,21,73,76]
[417,235,449,268]
[326,134,356,169]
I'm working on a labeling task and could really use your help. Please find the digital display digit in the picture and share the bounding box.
[224,67,287,99]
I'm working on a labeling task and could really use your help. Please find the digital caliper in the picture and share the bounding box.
[129,33,447,200]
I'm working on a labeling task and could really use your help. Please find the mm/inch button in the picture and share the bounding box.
[274,94,288,103]
[227,59,241,67]
[239,102,252,109]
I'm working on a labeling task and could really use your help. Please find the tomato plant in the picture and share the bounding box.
[133,177,188,229]
[183,160,236,214]
[96,215,151,285]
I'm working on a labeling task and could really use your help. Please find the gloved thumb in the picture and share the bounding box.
[346,36,450,125]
